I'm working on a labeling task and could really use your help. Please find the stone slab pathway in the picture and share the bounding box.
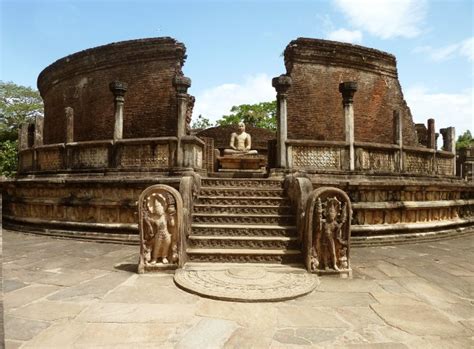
[2,229,473,348]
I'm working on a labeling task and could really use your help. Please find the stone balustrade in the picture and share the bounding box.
[286,139,455,176]
[18,136,205,174]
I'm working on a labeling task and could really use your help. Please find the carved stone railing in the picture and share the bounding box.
[18,136,205,174]
[287,140,347,171]
[286,139,455,177]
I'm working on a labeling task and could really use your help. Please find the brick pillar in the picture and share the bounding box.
[427,118,436,149]
[109,81,128,141]
[272,74,292,168]
[393,110,403,172]
[34,116,44,147]
[173,75,191,167]
[18,124,29,150]
[65,107,74,143]
[339,82,358,171]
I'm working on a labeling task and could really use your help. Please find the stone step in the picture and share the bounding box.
[192,213,295,225]
[187,236,300,250]
[186,248,302,264]
[193,204,293,215]
[191,224,298,237]
[199,187,285,198]
[196,196,291,206]
[201,178,283,189]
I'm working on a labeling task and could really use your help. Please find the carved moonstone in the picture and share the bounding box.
[304,187,352,276]
[138,184,184,273]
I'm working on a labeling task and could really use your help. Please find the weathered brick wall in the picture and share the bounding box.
[284,38,418,146]
[38,38,186,144]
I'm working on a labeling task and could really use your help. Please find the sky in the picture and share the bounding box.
[1,0,473,136]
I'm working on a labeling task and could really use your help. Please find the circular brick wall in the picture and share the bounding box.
[284,38,418,146]
[38,37,186,144]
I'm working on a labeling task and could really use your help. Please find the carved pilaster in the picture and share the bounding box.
[109,81,128,141]
[272,74,292,168]
[18,124,29,151]
[339,82,357,171]
[427,118,436,149]
[393,110,403,171]
[34,116,44,147]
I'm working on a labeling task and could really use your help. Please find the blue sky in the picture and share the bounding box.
[1,0,473,135]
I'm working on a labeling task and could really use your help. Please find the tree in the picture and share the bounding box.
[456,130,473,150]
[0,140,18,177]
[191,114,213,129]
[0,81,44,177]
[217,101,277,130]
[0,81,44,142]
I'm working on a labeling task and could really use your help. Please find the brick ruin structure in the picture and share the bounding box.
[3,37,473,271]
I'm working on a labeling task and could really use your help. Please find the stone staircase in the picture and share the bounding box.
[187,178,302,264]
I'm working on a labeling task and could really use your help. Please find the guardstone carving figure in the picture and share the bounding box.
[138,184,183,273]
[304,187,352,275]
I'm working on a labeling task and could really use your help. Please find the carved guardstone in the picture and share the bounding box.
[137,184,184,273]
[304,187,352,277]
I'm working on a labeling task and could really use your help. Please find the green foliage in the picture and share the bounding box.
[217,101,277,130]
[0,140,18,177]
[456,130,473,150]
[0,81,44,142]
[191,114,214,129]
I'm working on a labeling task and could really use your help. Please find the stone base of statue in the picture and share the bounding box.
[138,261,178,274]
[218,155,266,171]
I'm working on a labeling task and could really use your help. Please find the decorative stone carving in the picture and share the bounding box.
[292,146,341,169]
[304,187,352,275]
[138,185,183,273]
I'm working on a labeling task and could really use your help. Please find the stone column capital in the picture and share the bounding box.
[173,75,192,94]
[339,81,358,105]
[109,81,128,99]
[272,74,292,96]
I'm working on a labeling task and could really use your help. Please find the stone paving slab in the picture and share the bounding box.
[2,229,473,348]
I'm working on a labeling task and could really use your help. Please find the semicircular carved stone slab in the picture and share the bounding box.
[137,184,184,273]
[304,187,352,276]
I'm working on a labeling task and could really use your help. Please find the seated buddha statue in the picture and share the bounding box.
[223,122,258,155]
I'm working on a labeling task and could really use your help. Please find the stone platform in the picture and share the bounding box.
[174,264,319,302]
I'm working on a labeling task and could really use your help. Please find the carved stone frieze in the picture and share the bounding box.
[192,214,294,225]
[71,146,109,168]
[37,149,63,170]
[193,205,291,215]
[120,144,169,168]
[138,185,184,273]
[189,238,298,250]
[436,157,454,176]
[196,197,290,206]
[190,226,296,237]
[305,187,352,275]
[199,188,284,197]
[292,146,341,170]
[404,152,433,174]
[355,148,396,172]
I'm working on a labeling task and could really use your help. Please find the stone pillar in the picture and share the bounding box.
[427,118,436,149]
[173,76,191,167]
[393,110,403,172]
[34,116,44,147]
[339,82,358,171]
[109,81,128,141]
[18,124,29,150]
[440,126,456,175]
[272,74,292,168]
[65,107,74,143]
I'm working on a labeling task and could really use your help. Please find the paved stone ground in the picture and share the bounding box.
[2,229,473,349]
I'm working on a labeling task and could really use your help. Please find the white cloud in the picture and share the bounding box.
[327,28,363,44]
[334,0,427,39]
[414,37,474,62]
[405,85,473,136]
[192,74,275,124]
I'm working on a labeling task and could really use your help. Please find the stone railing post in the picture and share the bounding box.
[272,74,292,168]
[173,76,192,168]
[109,81,128,141]
[339,82,358,171]
[393,110,403,172]
[65,107,74,143]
